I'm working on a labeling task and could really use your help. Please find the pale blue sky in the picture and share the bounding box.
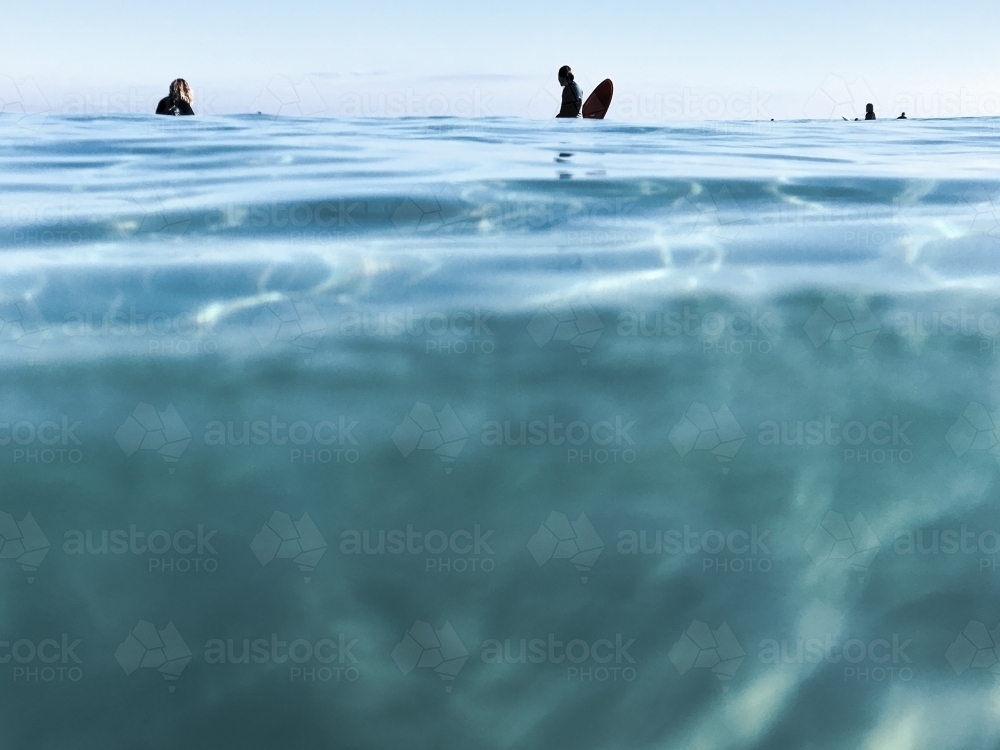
[4,0,1000,118]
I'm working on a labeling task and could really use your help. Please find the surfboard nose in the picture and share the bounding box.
[582,79,614,119]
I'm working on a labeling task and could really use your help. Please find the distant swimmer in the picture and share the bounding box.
[897,112,907,119]
[865,103,876,120]
[156,79,195,116]
[556,65,582,118]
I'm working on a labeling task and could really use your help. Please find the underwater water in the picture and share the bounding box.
[3,113,1000,749]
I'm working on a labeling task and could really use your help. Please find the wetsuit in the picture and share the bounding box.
[865,110,875,120]
[557,81,583,118]
[156,97,195,116]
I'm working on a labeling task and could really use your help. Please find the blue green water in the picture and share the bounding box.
[3,113,1000,749]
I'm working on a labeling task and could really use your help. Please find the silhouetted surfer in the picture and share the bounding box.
[865,103,876,120]
[156,79,195,116]
[897,112,907,119]
[556,66,582,118]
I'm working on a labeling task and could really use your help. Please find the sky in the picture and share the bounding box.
[4,0,1000,119]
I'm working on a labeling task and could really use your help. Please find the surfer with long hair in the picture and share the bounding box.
[156,79,195,116]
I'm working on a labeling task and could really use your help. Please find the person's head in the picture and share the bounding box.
[866,103,874,114]
[170,79,193,105]
[558,65,573,86]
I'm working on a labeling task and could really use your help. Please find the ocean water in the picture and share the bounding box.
[3,113,1000,749]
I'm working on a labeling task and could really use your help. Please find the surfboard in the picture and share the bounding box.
[582,79,613,119]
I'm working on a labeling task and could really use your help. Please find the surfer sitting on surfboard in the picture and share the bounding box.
[156,79,195,116]
[846,103,877,121]
[556,66,583,118]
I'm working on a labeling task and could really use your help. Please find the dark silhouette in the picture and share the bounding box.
[865,103,876,120]
[897,112,907,119]
[156,79,195,116]
[556,66,582,118]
